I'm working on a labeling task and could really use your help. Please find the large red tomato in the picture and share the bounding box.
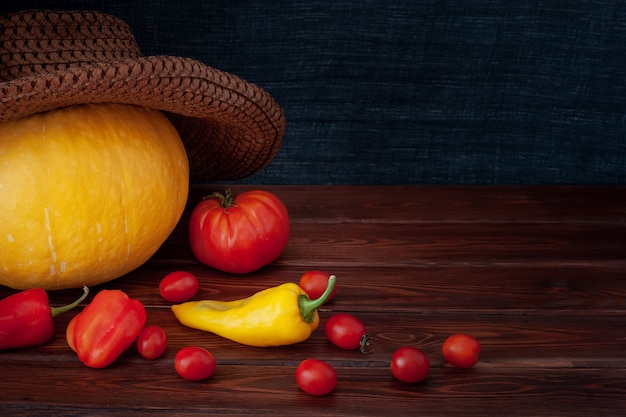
[189,189,290,273]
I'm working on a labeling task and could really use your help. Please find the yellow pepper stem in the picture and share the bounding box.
[299,275,336,323]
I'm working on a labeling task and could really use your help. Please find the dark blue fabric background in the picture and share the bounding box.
[2,1,626,184]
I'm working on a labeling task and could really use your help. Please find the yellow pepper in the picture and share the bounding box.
[171,276,336,347]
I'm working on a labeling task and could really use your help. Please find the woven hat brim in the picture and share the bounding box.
[0,55,286,181]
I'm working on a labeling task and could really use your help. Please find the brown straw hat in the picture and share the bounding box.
[0,10,286,180]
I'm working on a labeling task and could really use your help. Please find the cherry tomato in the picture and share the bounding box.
[390,346,430,383]
[299,270,338,301]
[189,189,290,274]
[324,313,369,352]
[296,359,337,396]
[159,271,199,303]
[136,325,168,360]
[174,346,216,381]
[442,334,481,368]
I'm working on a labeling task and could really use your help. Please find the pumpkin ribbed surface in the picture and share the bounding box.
[0,103,189,290]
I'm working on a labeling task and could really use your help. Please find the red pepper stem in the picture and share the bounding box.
[50,286,89,318]
[299,275,336,323]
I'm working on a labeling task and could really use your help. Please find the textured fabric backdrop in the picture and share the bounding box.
[2,1,625,184]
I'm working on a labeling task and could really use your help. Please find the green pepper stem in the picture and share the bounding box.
[299,275,336,323]
[50,286,89,318]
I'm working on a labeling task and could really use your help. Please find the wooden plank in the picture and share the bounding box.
[188,186,626,224]
[2,363,625,417]
[2,309,624,368]
[153,220,626,265]
[36,261,626,315]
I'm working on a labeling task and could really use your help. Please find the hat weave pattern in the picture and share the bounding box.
[0,10,286,180]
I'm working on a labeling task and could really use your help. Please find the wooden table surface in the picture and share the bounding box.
[2,185,625,416]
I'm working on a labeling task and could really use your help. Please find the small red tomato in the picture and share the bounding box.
[296,359,337,396]
[390,346,430,383]
[442,334,481,368]
[299,270,338,301]
[174,347,216,381]
[324,313,369,352]
[136,325,167,360]
[159,271,199,303]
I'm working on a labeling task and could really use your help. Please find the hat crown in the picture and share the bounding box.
[1,10,142,82]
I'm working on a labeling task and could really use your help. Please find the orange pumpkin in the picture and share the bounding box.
[0,103,189,290]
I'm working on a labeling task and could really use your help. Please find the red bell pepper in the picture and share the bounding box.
[66,289,146,368]
[0,286,89,350]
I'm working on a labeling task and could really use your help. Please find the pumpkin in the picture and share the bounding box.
[0,103,189,290]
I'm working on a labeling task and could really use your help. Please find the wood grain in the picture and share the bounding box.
[1,186,625,416]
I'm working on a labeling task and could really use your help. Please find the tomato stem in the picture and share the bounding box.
[207,189,237,210]
[50,286,89,318]
[299,275,336,324]
[359,334,373,354]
